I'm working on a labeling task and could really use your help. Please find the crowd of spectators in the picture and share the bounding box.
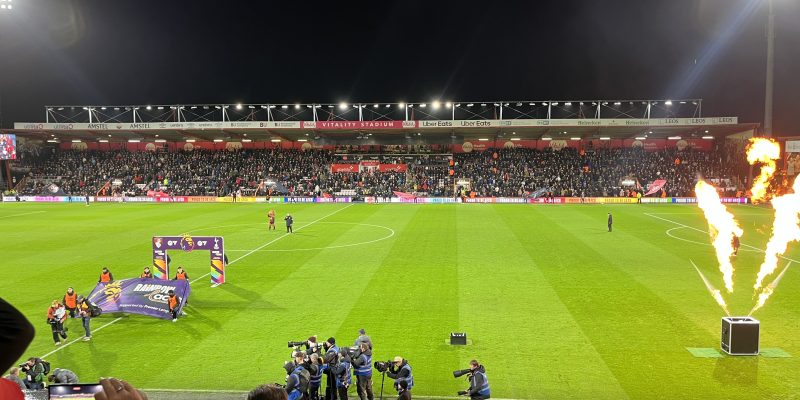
[454,144,746,197]
[10,142,748,198]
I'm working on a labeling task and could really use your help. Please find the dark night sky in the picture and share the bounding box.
[0,0,798,134]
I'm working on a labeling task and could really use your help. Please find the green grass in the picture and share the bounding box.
[2,202,799,399]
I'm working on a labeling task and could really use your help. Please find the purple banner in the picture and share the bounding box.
[87,278,191,320]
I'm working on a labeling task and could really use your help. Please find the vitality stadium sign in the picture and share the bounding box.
[87,278,190,320]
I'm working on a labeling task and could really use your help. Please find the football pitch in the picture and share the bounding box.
[2,202,799,399]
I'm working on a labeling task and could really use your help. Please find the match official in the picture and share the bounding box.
[285,214,294,233]
[607,212,613,232]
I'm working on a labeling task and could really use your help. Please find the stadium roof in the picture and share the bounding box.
[7,99,759,143]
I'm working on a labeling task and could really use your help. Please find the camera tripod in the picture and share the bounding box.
[378,370,387,400]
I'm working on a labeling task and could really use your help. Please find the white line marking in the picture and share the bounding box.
[190,204,355,284]
[39,317,123,359]
[644,212,800,263]
[224,222,395,252]
[39,205,353,358]
[665,227,759,252]
[0,211,46,219]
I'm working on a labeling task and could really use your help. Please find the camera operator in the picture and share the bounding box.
[457,360,490,400]
[352,342,373,400]
[386,356,413,391]
[330,351,352,400]
[322,337,339,400]
[19,358,46,390]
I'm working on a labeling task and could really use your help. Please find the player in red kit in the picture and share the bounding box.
[732,235,740,256]
[268,209,276,231]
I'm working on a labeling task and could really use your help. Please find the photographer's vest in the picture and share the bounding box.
[354,353,372,377]
[398,364,413,390]
[472,371,490,396]
[336,361,352,387]
[310,364,323,387]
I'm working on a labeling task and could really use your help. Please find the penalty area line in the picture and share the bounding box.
[190,204,355,284]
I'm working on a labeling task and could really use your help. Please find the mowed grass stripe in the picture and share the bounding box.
[482,205,628,399]
[133,204,397,389]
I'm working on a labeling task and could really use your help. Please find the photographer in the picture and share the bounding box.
[386,357,413,391]
[308,353,324,400]
[330,352,352,400]
[19,358,46,390]
[322,338,339,400]
[457,360,490,400]
[352,342,373,400]
[284,358,310,400]
[48,368,79,384]
[353,328,372,350]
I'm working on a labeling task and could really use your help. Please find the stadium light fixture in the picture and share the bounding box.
[100,107,107,110]
[47,140,59,143]
[570,137,581,141]
[71,139,81,143]
[702,136,714,140]
[445,102,452,109]
[155,139,167,143]
[190,106,197,109]
[385,104,391,108]
[467,104,474,107]
[551,102,558,106]
[665,100,673,106]
[541,137,552,141]
[510,138,521,141]
[599,137,611,140]
[236,103,243,110]
[281,105,288,109]
[398,102,405,108]
[185,139,196,143]
[128,139,141,143]
[297,139,308,142]
[704,130,709,133]
[481,103,487,107]
[99,139,108,143]
[82,107,88,110]
[668,136,681,140]
[478,138,489,141]
[432,101,441,109]
[157,106,164,110]
[529,103,535,106]
[420,103,427,108]
[613,102,621,106]
[295,104,301,109]
[635,137,646,140]
[248,105,255,109]
[542,102,548,106]
[213,139,224,143]
[373,104,379,108]
[271,139,282,142]
[339,102,348,110]
[242,139,252,142]
[107,134,112,137]
[564,102,572,106]
[269,105,276,109]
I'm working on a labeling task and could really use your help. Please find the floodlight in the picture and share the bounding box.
[282,105,288,109]
[213,139,223,142]
[236,103,243,110]
[295,104,301,109]
[432,101,441,109]
[242,139,253,142]
[510,138,521,141]
[541,137,552,141]
[571,137,581,141]
[635,137,646,140]
[373,104,379,108]
[339,102,348,110]
[702,136,714,140]
[271,139,281,142]
[665,100,673,106]
[668,136,681,140]
[599,137,611,140]
[398,102,405,108]
[420,103,427,108]
[445,102,452,108]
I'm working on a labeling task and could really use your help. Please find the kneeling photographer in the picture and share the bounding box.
[454,360,490,400]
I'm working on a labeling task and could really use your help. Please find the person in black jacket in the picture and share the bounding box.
[458,360,490,400]
[396,380,411,400]
[386,356,413,392]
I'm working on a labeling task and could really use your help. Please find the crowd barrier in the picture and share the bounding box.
[2,195,749,204]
